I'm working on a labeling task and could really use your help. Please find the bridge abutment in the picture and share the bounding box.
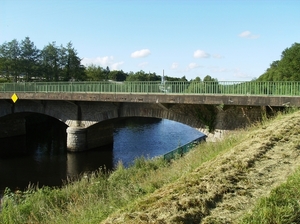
[66,127,87,152]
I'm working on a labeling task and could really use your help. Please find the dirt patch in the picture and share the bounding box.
[102,112,300,223]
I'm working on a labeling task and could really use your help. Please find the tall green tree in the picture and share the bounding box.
[1,38,87,82]
[62,42,86,81]
[0,39,21,82]
[0,42,10,80]
[258,42,300,81]
[41,42,60,81]
[20,37,40,81]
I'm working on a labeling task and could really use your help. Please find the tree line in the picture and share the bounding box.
[257,42,300,81]
[0,37,86,82]
[3,37,297,84]
[0,37,192,83]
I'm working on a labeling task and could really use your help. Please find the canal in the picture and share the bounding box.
[0,115,204,193]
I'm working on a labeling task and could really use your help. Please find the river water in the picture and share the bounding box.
[0,116,204,193]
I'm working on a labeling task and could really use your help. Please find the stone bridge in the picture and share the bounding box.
[0,92,289,151]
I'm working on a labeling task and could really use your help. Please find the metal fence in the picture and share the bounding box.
[0,81,300,96]
[163,135,207,161]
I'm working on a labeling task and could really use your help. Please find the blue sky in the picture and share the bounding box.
[1,0,300,81]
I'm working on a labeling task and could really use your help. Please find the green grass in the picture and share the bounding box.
[0,136,236,224]
[240,167,300,224]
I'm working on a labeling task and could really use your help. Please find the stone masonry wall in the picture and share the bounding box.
[0,99,268,145]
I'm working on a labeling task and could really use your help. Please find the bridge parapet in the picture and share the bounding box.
[1,81,300,96]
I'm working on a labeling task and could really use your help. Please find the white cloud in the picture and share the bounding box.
[81,56,124,70]
[138,62,149,68]
[239,31,260,39]
[111,61,124,70]
[82,56,113,66]
[131,49,151,58]
[193,50,210,58]
[188,62,201,69]
[171,62,179,69]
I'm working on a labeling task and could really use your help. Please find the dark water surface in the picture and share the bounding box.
[0,117,204,193]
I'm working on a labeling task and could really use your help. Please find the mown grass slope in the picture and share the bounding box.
[103,110,300,223]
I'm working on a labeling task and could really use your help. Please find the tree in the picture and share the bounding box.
[203,75,218,82]
[1,38,87,82]
[85,64,106,81]
[62,42,86,81]
[108,70,127,81]
[103,66,110,80]
[147,72,160,81]
[203,75,219,93]
[164,75,187,81]
[41,41,86,81]
[41,42,60,81]
[185,76,203,93]
[20,37,40,81]
[258,42,300,81]
[0,42,10,80]
[126,70,147,81]
[0,39,21,82]
[194,76,201,82]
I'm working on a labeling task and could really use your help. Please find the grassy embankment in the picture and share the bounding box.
[1,109,300,223]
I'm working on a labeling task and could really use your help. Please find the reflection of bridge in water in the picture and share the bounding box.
[0,81,300,152]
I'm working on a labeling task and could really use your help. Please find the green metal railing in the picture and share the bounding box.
[163,135,207,161]
[0,81,300,96]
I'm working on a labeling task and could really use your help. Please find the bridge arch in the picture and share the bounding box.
[118,103,205,129]
[1,99,265,151]
[0,100,79,125]
[77,102,206,129]
[1,100,208,129]
[0,100,213,151]
[79,102,208,152]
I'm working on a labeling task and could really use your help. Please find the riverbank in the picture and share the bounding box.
[1,109,300,223]
[103,109,300,223]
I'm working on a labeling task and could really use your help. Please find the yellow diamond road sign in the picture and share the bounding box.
[11,93,18,103]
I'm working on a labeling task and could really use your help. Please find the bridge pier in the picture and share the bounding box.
[66,127,87,152]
